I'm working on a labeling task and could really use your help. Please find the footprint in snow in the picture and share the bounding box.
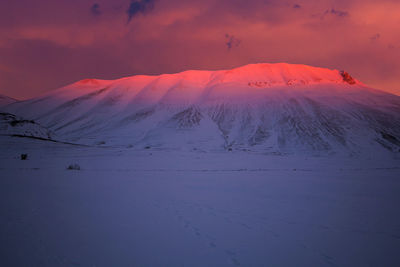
[225,250,240,266]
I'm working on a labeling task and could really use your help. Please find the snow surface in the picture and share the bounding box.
[0,136,400,266]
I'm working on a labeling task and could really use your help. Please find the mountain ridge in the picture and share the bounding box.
[0,94,17,107]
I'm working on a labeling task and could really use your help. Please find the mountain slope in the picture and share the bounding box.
[0,112,53,139]
[0,94,17,108]
[5,63,400,154]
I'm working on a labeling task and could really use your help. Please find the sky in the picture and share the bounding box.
[0,0,399,99]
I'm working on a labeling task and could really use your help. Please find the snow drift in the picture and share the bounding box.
[4,63,400,154]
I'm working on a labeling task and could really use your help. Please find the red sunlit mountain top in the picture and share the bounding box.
[71,62,361,92]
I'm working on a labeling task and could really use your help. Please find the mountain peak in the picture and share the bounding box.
[220,63,360,86]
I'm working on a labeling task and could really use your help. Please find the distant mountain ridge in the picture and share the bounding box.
[0,94,17,107]
[4,63,400,155]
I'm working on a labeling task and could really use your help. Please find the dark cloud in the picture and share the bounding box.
[127,0,155,23]
[370,33,380,41]
[91,3,101,16]
[324,8,349,18]
[225,34,241,50]
[314,8,349,20]
[293,4,301,9]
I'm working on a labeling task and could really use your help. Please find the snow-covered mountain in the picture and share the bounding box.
[0,94,17,108]
[5,63,400,154]
[0,112,53,139]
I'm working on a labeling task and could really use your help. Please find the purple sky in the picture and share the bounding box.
[0,0,399,99]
